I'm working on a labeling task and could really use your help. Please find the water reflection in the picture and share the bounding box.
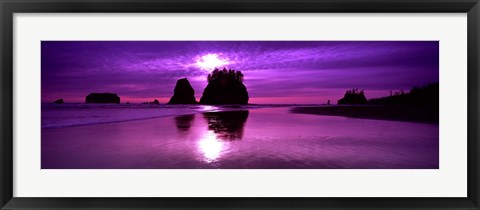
[198,130,225,163]
[197,110,249,163]
[203,110,249,140]
[174,114,195,132]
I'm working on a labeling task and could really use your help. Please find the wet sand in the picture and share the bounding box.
[290,105,439,124]
[42,108,439,169]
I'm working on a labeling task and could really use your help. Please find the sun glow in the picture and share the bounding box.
[196,54,229,71]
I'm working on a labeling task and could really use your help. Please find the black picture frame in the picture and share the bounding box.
[1,0,479,209]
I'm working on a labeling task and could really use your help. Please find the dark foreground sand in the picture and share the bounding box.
[290,105,439,124]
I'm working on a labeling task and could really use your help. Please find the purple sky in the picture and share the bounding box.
[41,41,438,104]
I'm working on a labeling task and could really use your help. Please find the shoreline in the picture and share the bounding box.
[290,105,439,124]
[42,104,440,129]
[41,107,255,129]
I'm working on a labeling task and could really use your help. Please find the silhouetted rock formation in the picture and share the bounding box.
[368,83,439,106]
[85,93,120,104]
[53,99,64,104]
[168,78,197,104]
[338,89,367,105]
[203,110,249,140]
[200,68,249,104]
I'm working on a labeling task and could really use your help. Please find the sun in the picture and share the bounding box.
[196,54,229,71]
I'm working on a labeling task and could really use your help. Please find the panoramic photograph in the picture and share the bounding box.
[41,41,439,169]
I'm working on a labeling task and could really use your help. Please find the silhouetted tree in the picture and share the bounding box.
[337,88,368,105]
[207,68,244,83]
[368,83,439,106]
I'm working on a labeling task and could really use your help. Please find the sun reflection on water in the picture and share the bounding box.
[197,130,225,163]
[199,105,217,112]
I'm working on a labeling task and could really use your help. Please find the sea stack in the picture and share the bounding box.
[200,68,249,105]
[85,93,120,104]
[53,99,64,104]
[168,78,197,104]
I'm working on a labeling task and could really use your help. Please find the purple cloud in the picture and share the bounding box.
[41,41,438,104]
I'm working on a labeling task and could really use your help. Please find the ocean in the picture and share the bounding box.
[41,103,290,129]
[41,104,439,169]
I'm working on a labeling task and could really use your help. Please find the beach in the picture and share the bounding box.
[42,106,439,169]
[40,41,440,169]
